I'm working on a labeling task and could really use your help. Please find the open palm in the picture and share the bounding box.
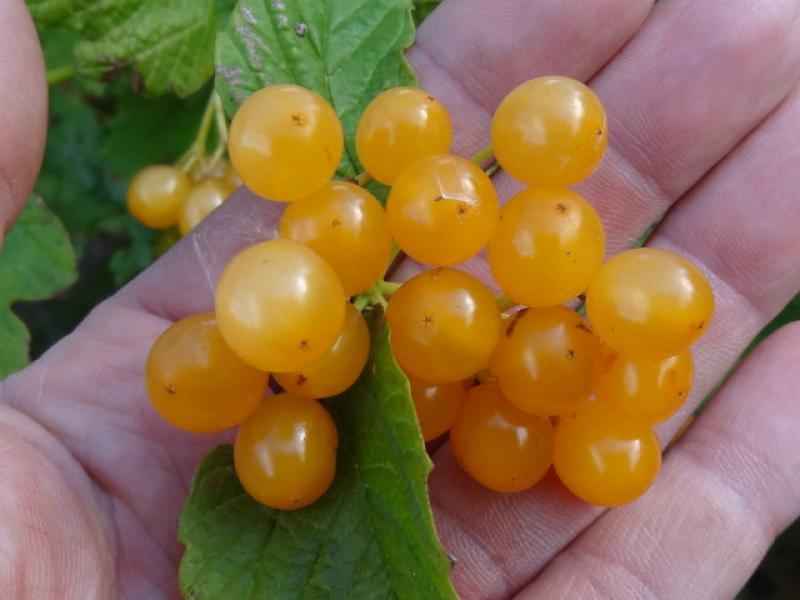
[2,0,800,598]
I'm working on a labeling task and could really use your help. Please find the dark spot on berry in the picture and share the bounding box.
[678,390,685,397]
[697,320,706,330]
[575,322,592,333]
[294,22,308,36]
[505,308,528,338]
[596,128,603,138]
[331,217,342,228]
[296,374,308,386]
[299,339,311,351]
[422,315,433,326]
[565,250,572,256]
[556,203,567,214]
[291,113,308,126]
[164,384,177,395]
[456,202,469,216]
[566,349,575,359]
[427,95,435,102]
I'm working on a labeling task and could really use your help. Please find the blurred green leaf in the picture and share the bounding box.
[0,199,77,378]
[28,0,221,96]
[179,316,456,599]
[215,0,417,178]
[413,0,441,25]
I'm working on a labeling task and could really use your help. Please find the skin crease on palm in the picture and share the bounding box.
[1,0,800,597]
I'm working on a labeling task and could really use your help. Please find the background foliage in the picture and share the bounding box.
[1,0,797,597]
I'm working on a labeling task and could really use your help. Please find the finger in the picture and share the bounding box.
[0,0,47,241]
[425,4,800,597]
[411,0,653,154]
[395,0,800,283]
[648,84,800,441]
[519,323,800,599]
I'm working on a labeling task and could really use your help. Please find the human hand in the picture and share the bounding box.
[3,0,800,598]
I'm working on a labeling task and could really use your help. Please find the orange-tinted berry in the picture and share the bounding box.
[145,314,266,432]
[488,187,605,307]
[586,248,714,357]
[451,384,553,493]
[386,268,501,383]
[408,377,466,442]
[492,76,607,186]
[280,181,392,295]
[491,307,601,416]
[275,304,370,399]
[228,84,343,201]
[127,165,192,229]
[553,401,661,506]
[386,154,499,266]
[594,348,693,425]
[356,87,452,184]
[215,239,346,372]
[235,394,338,510]
[178,179,234,235]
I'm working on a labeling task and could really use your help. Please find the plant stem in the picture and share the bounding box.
[177,92,217,172]
[355,171,372,186]
[209,93,229,165]
[470,143,494,165]
[47,66,75,85]
[496,293,517,312]
[377,280,401,298]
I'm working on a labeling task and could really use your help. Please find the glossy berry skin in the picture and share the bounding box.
[275,304,370,399]
[492,76,607,186]
[491,306,601,416]
[553,401,661,506]
[215,239,346,373]
[178,179,235,235]
[127,165,192,229]
[228,84,343,202]
[408,377,466,442]
[145,314,266,432]
[594,348,693,425]
[279,181,392,296]
[356,87,453,184]
[451,384,553,493]
[386,154,499,266]
[235,394,338,510]
[386,268,501,384]
[586,248,714,357]
[488,187,605,307]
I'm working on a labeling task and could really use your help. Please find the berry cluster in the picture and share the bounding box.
[145,77,713,511]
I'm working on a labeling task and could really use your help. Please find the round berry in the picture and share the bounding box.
[451,384,553,493]
[491,307,601,416]
[386,268,501,384]
[586,248,714,357]
[274,304,370,399]
[408,376,466,442]
[127,165,192,229]
[235,394,338,510]
[492,76,607,186]
[215,239,346,372]
[280,181,392,296]
[228,84,343,202]
[145,314,266,432]
[594,348,693,425]
[488,187,605,307]
[386,154,499,266]
[553,401,661,506]
[178,179,234,235]
[356,87,452,184]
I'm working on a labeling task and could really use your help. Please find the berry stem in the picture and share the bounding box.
[208,93,229,166]
[471,143,495,165]
[355,171,372,186]
[47,65,75,85]
[177,91,217,173]
[353,279,401,311]
[496,293,518,312]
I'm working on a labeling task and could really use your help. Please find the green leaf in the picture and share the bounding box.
[413,0,441,26]
[0,198,77,378]
[28,0,223,96]
[215,0,417,178]
[179,315,456,599]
